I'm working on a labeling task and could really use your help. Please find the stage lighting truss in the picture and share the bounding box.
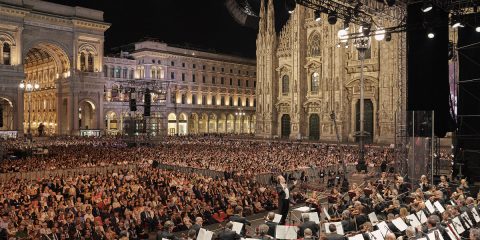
[295,0,374,26]
[337,24,406,44]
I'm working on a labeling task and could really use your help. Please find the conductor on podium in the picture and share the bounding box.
[276,175,297,225]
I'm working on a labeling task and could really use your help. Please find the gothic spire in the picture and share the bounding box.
[258,0,266,37]
[267,0,275,35]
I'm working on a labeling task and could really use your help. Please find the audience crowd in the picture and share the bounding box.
[0,136,461,240]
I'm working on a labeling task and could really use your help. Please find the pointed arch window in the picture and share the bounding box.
[281,75,290,95]
[311,72,320,93]
[80,52,86,71]
[2,43,11,65]
[308,33,321,57]
[87,53,94,72]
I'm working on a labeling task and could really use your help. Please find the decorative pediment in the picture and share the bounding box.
[302,99,322,113]
[276,64,292,76]
[275,101,290,113]
[304,60,322,73]
[345,76,379,88]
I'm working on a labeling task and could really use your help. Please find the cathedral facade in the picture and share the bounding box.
[255,0,406,144]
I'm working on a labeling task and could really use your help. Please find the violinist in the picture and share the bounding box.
[329,188,341,203]
[437,175,449,189]
[340,210,355,233]
[451,187,465,202]
[377,172,388,186]
[419,175,430,192]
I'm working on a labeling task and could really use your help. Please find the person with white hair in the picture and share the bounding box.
[276,175,297,225]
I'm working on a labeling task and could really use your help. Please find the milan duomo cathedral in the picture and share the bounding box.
[255,0,407,143]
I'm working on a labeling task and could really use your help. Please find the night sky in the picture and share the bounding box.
[44,0,265,58]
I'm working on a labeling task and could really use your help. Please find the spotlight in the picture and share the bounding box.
[374,28,386,41]
[427,31,435,39]
[314,10,321,22]
[328,11,337,25]
[451,16,464,28]
[421,1,433,13]
[385,32,392,41]
[386,0,395,7]
[476,26,480,32]
[286,0,296,14]
[336,43,341,48]
[338,29,348,43]
[362,24,371,36]
[345,44,349,49]
[343,21,350,31]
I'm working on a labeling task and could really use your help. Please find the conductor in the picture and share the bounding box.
[276,175,297,225]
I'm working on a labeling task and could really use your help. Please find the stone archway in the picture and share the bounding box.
[167,113,177,135]
[227,114,235,133]
[0,97,14,131]
[281,114,291,138]
[189,113,199,135]
[23,42,71,135]
[78,100,96,130]
[178,113,188,135]
[218,114,226,134]
[105,111,119,135]
[199,113,208,134]
[309,114,320,140]
[209,113,217,133]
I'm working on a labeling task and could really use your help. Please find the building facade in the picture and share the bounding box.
[103,41,257,136]
[0,0,256,137]
[255,0,406,143]
[0,0,109,137]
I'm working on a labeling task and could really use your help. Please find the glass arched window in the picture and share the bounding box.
[80,52,86,71]
[103,65,108,77]
[151,67,156,79]
[109,67,115,78]
[237,97,242,106]
[281,75,289,95]
[2,43,11,65]
[229,96,233,106]
[87,53,94,72]
[211,96,217,105]
[123,68,128,78]
[246,98,250,107]
[311,72,320,93]
[192,94,197,105]
[129,69,134,79]
[221,96,225,106]
[308,33,321,57]
[202,95,206,105]
[115,67,121,78]
[181,94,186,104]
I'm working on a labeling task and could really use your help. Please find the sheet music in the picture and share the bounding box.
[406,214,421,228]
[273,214,282,223]
[368,230,385,240]
[275,225,298,239]
[197,228,213,240]
[417,210,428,224]
[472,208,480,223]
[452,217,465,234]
[447,223,461,240]
[348,234,364,240]
[294,206,312,212]
[308,212,320,224]
[377,221,390,237]
[434,201,445,213]
[231,222,243,235]
[418,238,427,240]
[392,218,408,232]
[427,230,444,240]
[323,207,331,220]
[368,212,379,226]
[425,200,436,214]
[445,227,459,240]
[324,222,344,235]
[461,212,473,228]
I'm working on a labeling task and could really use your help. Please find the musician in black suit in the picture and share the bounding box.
[298,214,319,237]
[276,175,297,225]
[326,224,345,240]
[218,222,242,240]
[265,212,278,237]
[229,206,251,235]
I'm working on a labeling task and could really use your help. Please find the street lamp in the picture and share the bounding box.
[19,81,40,139]
[354,26,371,172]
[235,108,245,134]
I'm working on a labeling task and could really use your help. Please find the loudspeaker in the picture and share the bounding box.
[407,3,453,137]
